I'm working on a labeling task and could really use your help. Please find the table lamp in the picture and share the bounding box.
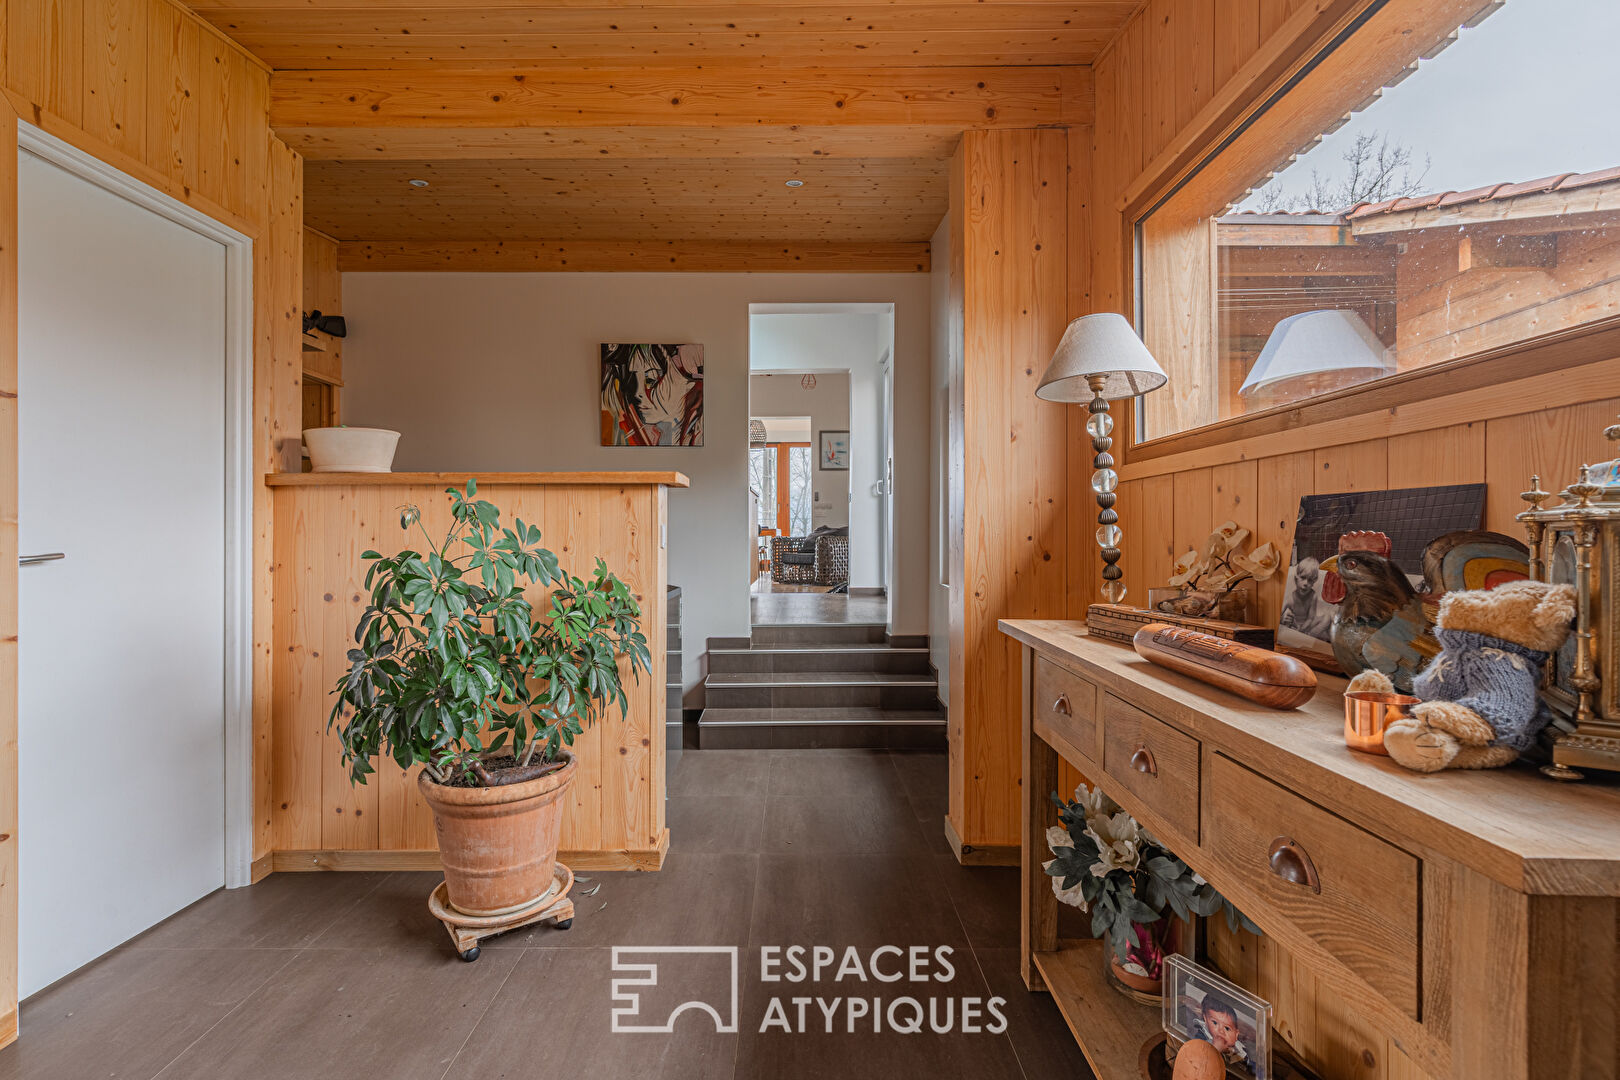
[1036,313,1168,604]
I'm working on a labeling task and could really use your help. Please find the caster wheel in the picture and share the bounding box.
[459,947,481,963]
[554,918,573,931]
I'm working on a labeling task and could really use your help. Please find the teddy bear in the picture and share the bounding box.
[1346,579,1575,772]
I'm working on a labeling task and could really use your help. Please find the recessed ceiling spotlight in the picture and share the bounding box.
[408,178,430,188]
[784,178,804,188]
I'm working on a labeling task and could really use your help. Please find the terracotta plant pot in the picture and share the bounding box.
[1109,952,1164,996]
[418,753,576,917]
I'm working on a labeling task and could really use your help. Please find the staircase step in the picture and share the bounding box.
[704,672,937,710]
[750,622,887,646]
[698,707,946,750]
[708,645,931,674]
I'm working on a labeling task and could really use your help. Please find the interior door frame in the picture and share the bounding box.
[16,123,257,890]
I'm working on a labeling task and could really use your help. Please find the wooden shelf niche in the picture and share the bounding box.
[301,228,344,441]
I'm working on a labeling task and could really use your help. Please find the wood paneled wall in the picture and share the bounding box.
[946,127,1088,856]
[0,0,304,1043]
[268,478,669,871]
[1083,2,1620,1077]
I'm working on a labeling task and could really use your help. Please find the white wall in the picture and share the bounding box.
[340,272,931,704]
[928,215,955,697]
[750,371,850,531]
[749,311,895,594]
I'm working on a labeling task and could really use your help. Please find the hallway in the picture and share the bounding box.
[0,750,1089,1080]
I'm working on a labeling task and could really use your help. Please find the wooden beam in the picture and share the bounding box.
[269,66,1095,130]
[1458,234,1557,273]
[1221,243,1393,278]
[281,124,965,161]
[337,239,931,273]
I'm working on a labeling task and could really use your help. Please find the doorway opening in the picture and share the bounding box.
[746,304,894,628]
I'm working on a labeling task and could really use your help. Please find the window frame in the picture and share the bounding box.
[1118,0,1620,464]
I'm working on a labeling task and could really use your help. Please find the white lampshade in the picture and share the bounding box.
[1240,309,1391,396]
[1036,313,1168,403]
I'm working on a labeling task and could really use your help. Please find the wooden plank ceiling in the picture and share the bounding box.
[190,0,1140,264]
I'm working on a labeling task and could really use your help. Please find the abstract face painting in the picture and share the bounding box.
[600,343,704,446]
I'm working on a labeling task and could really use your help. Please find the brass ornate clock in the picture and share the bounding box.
[1519,415,1620,779]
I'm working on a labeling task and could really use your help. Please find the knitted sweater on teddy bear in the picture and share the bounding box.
[1410,628,1551,753]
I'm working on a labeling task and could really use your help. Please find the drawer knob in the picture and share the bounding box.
[1051,693,1072,716]
[1268,836,1321,894]
[1130,746,1157,776]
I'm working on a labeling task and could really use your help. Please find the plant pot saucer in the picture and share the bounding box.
[428,863,575,961]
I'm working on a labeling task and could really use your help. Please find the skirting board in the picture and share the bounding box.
[942,816,1018,867]
[270,830,670,874]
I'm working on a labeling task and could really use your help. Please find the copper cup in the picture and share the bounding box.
[1343,690,1420,755]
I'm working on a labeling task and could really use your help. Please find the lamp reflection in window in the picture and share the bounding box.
[1238,309,1393,413]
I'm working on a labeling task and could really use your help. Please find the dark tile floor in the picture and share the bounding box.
[0,749,1093,1080]
[750,580,888,625]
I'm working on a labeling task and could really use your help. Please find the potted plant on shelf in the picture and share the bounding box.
[1045,782,1259,1004]
[330,479,649,919]
[1150,520,1282,622]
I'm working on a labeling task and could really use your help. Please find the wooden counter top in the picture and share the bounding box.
[1001,618,1620,897]
[266,470,690,488]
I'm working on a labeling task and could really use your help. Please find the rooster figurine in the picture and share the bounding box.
[1319,529,1529,692]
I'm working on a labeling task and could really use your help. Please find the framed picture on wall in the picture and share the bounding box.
[600,343,704,446]
[819,430,850,470]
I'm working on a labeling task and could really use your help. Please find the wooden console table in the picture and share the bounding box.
[1003,619,1620,1080]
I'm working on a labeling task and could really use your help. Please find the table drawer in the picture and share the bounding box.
[1206,753,1420,1020]
[1032,655,1098,761]
[1101,694,1200,841]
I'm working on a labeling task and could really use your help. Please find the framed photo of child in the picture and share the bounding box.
[1163,955,1271,1079]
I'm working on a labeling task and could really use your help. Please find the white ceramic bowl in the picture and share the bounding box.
[303,427,401,473]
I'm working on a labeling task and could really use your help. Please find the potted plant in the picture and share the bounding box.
[1151,520,1282,621]
[1045,782,1259,1003]
[330,480,650,917]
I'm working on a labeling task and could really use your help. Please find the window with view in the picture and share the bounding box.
[1138,0,1620,441]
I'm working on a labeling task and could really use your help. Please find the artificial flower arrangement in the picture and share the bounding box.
[1045,782,1259,988]
[1158,520,1283,620]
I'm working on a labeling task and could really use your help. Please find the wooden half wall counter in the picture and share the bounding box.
[265,471,687,874]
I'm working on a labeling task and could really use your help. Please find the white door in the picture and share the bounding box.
[18,148,228,996]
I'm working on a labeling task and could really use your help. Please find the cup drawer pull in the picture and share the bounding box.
[1130,746,1157,776]
[1051,693,1072,716]
[1268,836,1321,893]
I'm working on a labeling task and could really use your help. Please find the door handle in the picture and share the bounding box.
[19,552,64,565]
[1130,746,1157,776]
[1051,693,1072,717]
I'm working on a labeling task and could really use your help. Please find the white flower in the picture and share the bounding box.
[1074,781,1119,820]
[1046,825,1072,853]
[1085,810,1144,876]
[1043,859,1088,909]
[1167,550,1205,588]
[1205,521,1250,559]
[1232,541,1282,582]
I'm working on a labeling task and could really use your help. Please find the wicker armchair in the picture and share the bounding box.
[770,531,849,585]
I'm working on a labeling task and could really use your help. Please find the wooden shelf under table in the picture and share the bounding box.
[1031,938,1159,1078]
